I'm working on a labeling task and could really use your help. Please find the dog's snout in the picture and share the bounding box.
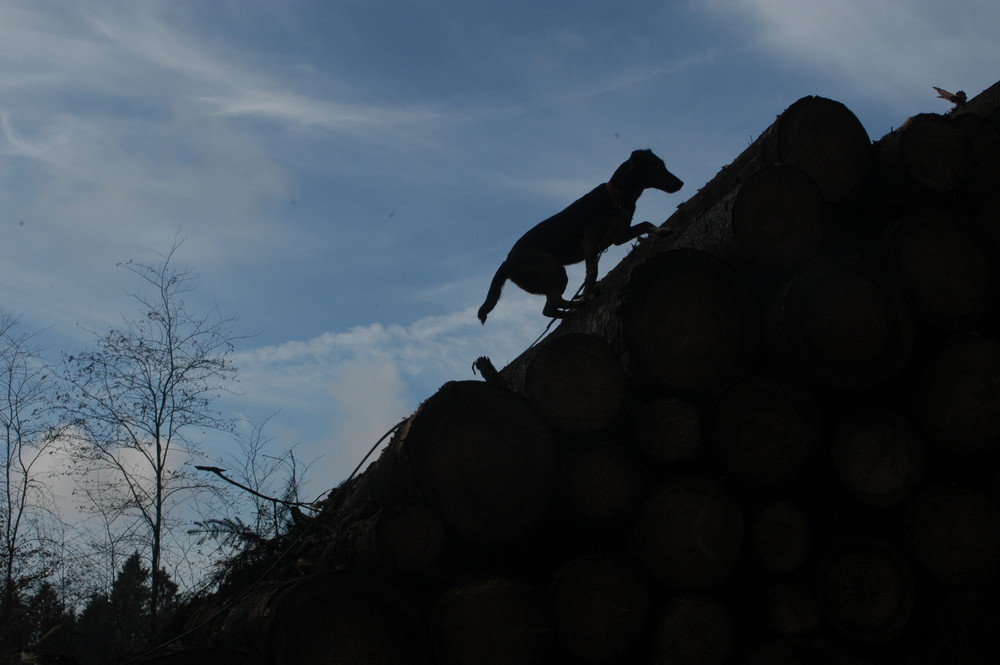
[660,175,683,193]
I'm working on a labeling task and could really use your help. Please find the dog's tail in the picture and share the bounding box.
[478,262,508,324]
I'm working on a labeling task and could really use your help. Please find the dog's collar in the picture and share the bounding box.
[605,181,622,208]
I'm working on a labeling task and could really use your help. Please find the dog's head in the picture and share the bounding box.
[626,149,683,193]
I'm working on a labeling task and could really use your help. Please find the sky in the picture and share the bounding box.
[3,0,999,498]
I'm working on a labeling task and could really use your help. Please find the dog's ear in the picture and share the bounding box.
[629,149,654,168]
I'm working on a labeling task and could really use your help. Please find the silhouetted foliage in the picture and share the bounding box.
[60,243,240,636]
[72,552,178,665]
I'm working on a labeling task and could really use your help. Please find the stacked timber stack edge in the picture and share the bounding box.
[165,81,1000,665]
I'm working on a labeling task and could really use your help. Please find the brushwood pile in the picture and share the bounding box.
[157,81,1000,665]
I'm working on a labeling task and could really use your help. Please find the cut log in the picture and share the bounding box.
[622,249,760,395]
[817,537,915,645]
[762,581,821,636]
[877,112,975,199]
[523,333,626,433]
[750,500,811,573]
[675,94,872,205]
[882,208,1000,332]
[628,395,703,464]
[553,443,643,531]
[737,638,872,665]
[950,112,1000,194]
[765,256,914,391]
[632,475,744,589]
[430,578,550,665]
[677,165,825,272]
[651,594,735,665]
[341,381,556,544]
[831,407,925,508]
[335,503,447,571]
[911,334,1000,454]
[711,375,824,488]
[904,485,1000,585]
[548,553,649,662]
[139,648,264,665]
[212,572,426,665]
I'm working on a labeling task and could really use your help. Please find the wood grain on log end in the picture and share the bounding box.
[911,333,1000,454]
[139,648,264,665]
[731,165,826,271]
[832,407,925,508]
[554,444,644,530]
[766,256,914,391]
[549,553,649,662]
[817,537,915,645]
[905,485,1000,585]
[219,573,425,665]
[884,208,1000,332]
[524,333,626,433]
[751,500,811,574]
[623,249,760,395]
[712,375,824,488]
[774,96,873,203]
[431,578,550,665]
[878,112,975,196]
[628,396,703,464]
[405,381,556,543]
[652,594,735,665]
[632,475,743,589]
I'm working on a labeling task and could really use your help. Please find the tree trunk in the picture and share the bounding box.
[552,443,643,531]
[711,375,824,489]
[881,207,1000,332]
[951,112,1000,193]
[910,333,1000,454]
[195,572,426,665]
[334,502,447,572]
[764,256,914,391]
[548,553,649,662]
[831,407,926,508]
[140,647,264,665]
[522,333,626,434]
[621,249,760,395]
[631,475,744,589]
[674,165,825,273]
[651,594,735,665]
[749,500,811,574]
[877,113,975,201]
[627,396,703,464]
[429,577,550,665]
[817,537,915,645]
[332,381,556,545]
[904,485,1000,586]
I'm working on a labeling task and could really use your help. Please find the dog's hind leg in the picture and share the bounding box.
[508,251,582,318]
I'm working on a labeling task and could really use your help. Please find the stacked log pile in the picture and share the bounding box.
[167,81,1000,665]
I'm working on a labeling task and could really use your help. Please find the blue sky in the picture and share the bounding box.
[3,0,999,494]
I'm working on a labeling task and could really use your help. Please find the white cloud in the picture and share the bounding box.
[230,294,547,485]
[701,0,1000,102]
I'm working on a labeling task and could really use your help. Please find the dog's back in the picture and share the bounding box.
[508,185,619,265]
[478,149,681,323]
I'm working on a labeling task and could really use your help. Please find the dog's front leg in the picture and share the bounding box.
[614,221,671,246]
[582,242,602,300]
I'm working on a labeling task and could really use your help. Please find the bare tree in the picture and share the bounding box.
[0,314,70,653]
[1,313,64,624]
[60,244,240,633]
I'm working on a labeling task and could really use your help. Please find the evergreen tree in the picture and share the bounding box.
[72,552,178,665]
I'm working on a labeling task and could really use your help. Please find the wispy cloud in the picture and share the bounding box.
[230,294,545,484]
[700,0,1000,102]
